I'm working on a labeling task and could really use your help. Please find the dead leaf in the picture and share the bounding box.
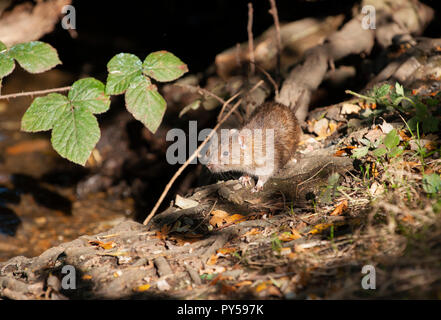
[88,240,116,250]
[209,210,230,227]
[242,228,260,237]
[308,223,333,235]
[134,284,151,292]
[398,130,411,141]
[401,214,415,223]
[255,282,269,293]
[234,281,253,287]
[287,252,297,260]
[278,231,302,242]
[379,120,394,134]
[341,103,361,115]
[210,274,229,286]
[266,285,282,297]
[207,254,219,265]
[155,224,171,240]
[334,146,356,157]
[369,181,384,196]
[364,128,383,144]
[220,284,237,294]
[217,248,236,255]
[82,275,92,280]
[174,236,200,246]
[330,200,348,216]
[224,214,246,224]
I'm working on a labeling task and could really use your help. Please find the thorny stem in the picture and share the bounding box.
[0,86,71,100]
[345,90,376,102]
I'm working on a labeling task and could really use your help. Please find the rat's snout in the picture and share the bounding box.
[206,162,217,171]
[205,161,219,172]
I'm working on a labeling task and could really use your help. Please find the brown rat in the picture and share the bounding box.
[204,101,301,192]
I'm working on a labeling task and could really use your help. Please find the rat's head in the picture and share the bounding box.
[203,127,276,175]
[204,128,251,172]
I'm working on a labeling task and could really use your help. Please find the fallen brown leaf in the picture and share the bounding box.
[88,240,116,250]
[330,200,348,216]
[133,284,151,292]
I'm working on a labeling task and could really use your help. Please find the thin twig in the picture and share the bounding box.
[235,43,242,67]
[268,0,282,82]
[0,86,71,100]
[217,90,242,122]
[247,2,255,76]
[250,61,279,98]
[143,95,241,226]
[175,84,226,104]
[143,80,264,226]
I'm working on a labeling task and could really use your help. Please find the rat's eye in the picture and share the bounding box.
[222,151,229,156]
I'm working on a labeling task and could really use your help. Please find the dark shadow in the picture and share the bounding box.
[41,167,89,187]
[0,207,21,236]
[0,186,21,236]
[11,174,72,215]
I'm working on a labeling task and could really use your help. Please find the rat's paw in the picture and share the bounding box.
[251,180,264,193]
[239,175,253,188]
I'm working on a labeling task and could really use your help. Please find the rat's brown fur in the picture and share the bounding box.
[205,102,301,192]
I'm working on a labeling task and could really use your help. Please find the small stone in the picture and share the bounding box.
[157,279,171,291]
[175,195,199,209]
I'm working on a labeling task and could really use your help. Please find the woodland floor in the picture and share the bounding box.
[1,74,441,299]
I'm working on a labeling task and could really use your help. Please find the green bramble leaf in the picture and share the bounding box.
[22,77,109,165]
[0,41,15,78]
[125,75,166,133]
[375,84,391,99]
[9,41,61,73]
[395,82,404,96]
[389,146,404,158]
[143,51,188,82]
[69,78,110,114]
[105,53,142,95]
[383,129,400,150]
[179,99,201,118]
[51,107,100,166]
[422,173,441,194]
[351,146,369,159]
[21,93,70,132]
[373,147,387,157]
[422,116,439,133]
